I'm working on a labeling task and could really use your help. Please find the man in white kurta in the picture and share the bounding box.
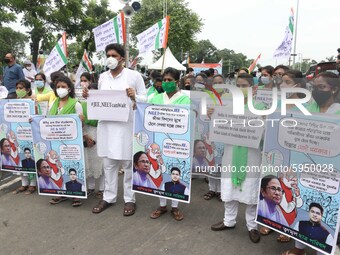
[89,44,147,215]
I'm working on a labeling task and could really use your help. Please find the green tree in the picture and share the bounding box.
[0,26,27,72]
[190,40,218,63]
[0,0,16,25]
[8,0,85,66]
[130,0,202,60]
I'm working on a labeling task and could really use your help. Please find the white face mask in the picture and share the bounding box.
[56,88,69,98]
[107,57,119,70]
[26,66,32,71]
[281,83,297,98]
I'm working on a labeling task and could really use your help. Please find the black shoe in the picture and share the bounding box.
[211,221,235,231]
[249,229,261,243]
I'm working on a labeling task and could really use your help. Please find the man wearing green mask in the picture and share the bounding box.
[148,67,190,221]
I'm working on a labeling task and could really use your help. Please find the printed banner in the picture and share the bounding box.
[31,114,86,198]
[93,12,126,52]
[136,16,169,54]
[43,32,68,78]
[209,106,265,149]
[132,102,192,203]
[256,112,340,255]
[0,99,35,173]
[190,91,225,178]
[254,89,280,108]
[87,90,130,122]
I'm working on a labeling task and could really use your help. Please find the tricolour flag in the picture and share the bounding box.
[273,8,294,60]
[43,32,68,78]
[93,12,126,52]
[75,50,93,88]
[218,59,223,66]
[248,54,261,72]
[136,16,170,54]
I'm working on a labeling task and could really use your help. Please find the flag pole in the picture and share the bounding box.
[292,0,299,66]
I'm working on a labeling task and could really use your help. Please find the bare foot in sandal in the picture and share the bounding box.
[150,206,167,219]
[259,226,273,235]
[171,207,184,221]
[24,186,36,195]
[123,202,136,216]
[277,234,291,243]
[13,186,28,194]
[92,200,113,214]
[203,191,216,200]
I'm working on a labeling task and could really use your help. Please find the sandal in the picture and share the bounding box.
[95,190,103,199]
[281,248,306,255]
[123,202,136,216]
[259,226,273,235]
[204,191,216,200]
[24,186,36,195]
[72,199,82,207]
[49,197,68,205]
[171,207,184,221]
[12,186,28,194]
[87,189,95,197]
[277,234,291,243]
[150,206,168,219]
[92,200,113,214]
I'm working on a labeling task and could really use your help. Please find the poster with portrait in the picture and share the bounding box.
[189,90,226,179]
[256,111,340,255]
[30,114,87,198]
[132,102,193,203]
[0,99,35,174]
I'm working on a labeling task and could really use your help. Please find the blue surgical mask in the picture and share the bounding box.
[34,80,45,89]
[261,76,271,85]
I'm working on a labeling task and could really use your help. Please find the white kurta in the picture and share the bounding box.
[221,145,261,205]
[97,68,147,160]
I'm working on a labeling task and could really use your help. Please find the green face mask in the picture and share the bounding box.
[162,81,177,93]
[16,89,27,98]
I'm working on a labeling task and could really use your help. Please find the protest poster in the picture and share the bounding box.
[93,12,125,52]
[209,106,265,149]
[254,89,280,108]
[189,91,225,179]
[37,101,49,115]
[87,90,130,122]
[0,99,35,174]
[132,102,193,203]
[30,114,86,198]
[256,112,340,255]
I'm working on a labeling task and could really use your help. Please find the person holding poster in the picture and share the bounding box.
[282,72,340,255]
[211,73,262,243]
[33,73,56,107]
[11,79,37,195]
[47,76,84,206]
[149,67,190,221]
[80,72,104,198]
[84,43,147,216]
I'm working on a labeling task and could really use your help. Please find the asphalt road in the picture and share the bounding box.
[0,176,337,255]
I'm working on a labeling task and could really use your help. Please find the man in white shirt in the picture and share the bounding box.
[83,43,147,216]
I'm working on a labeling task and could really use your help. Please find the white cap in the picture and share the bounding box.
[24,60,32,65]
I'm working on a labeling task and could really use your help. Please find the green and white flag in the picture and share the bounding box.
[136,16,170,54]
[93,12,126,52]
[273,8,294,60]
[75,50,92,88]
[43,32,68,78]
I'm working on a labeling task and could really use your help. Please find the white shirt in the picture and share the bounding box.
[23,68,37,87]
[97,68,147,160]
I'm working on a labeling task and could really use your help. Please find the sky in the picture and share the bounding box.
[9,0,340,67]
